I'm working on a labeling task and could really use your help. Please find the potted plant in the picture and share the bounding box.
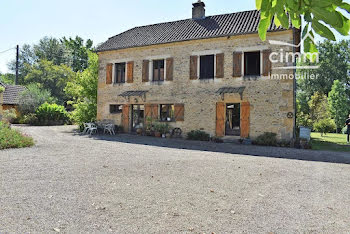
[153,122,162,137]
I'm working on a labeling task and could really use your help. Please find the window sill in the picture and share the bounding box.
[150,81,165,85]
[113,83,126,86]
[243,75,260,80]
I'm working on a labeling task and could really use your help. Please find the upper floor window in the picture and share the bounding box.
[200,55,214,79]
[115,63,126,83]
[244,51,260,76]
[153,60,165,81]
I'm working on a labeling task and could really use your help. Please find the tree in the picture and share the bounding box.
[18,84,55,115]
[62,36,94,72]
[308,91,331,122]
[65,51,98,126]
[23,60,75,104]
[256,0,350,52]
[0,73,15,85]
[328,80,349,131]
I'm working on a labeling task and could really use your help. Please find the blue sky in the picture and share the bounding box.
[0,0,349,73]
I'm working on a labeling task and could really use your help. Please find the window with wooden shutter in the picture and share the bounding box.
[106,63,113,84]
[122,104,130,132]
[174,104,184,121]
[216,53,224,78]
[166,58,174,81]
[200,55,214,79]
[151,104,159,120]
[216,102,225,137]
[240,102,250,138]
[232,52,242,77]
[127,61,134,83]
[244,51,260,76]
[145,104,152,120]
[142,60,149,82]
[190,56,198,80]
[153,60,165,81]
[114,63,126,83]
[262,50,272,76]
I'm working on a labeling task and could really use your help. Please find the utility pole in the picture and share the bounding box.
[15,45,19,85]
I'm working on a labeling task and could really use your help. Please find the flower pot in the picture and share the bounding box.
[155,132,161,138]
[136,128,143,135]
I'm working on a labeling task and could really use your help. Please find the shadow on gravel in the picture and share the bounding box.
[67,131,350,165]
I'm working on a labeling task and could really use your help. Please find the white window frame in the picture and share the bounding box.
[145,55,172,83]
[108,59,131,84]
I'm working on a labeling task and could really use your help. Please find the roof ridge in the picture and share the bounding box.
[107,9,259,40]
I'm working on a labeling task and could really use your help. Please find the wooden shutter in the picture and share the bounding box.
[190,56,198,80]
[127,61,134,83]
[232,52,242,77]
[174,104,185,121]
[240,102,250,138]
[106,63,113,84]
[216,102,225,137]
[294,28,301,53]
[142,60,149,82]
[166,58,174,81]
[145,104,152,119]
[216,53,224,78]
[122,104,130,133]
[151,104,158,120]
[262,50,272,76]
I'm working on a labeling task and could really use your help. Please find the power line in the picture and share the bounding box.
[0,47,16,54]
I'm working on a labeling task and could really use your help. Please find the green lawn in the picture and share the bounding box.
[311,132,350,152]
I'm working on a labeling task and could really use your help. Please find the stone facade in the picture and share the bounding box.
[97,30,296,140]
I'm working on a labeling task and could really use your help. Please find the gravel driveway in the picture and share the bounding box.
[1,125,350,233]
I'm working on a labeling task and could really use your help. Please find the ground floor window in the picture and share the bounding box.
[160,104,175,122]
[110,104,123,114]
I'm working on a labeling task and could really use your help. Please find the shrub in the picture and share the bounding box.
[35,103,69,126]
[2,109,17,124]
[0,86,5,93]
[187,130,210,141]
[18,113,38,125]
[253,132,278,146]
[0,122,34,149]
[313,118,336,136]
[153,122,170,134]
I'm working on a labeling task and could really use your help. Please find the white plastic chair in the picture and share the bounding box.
[87,123,98,135]
[104,124,115,135]
[83,123,91,135]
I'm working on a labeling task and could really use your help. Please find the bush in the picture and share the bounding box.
[187,130,210,141]
[18,113,38,125]
[2,109,17,124]
[35,103,69,126]
[153,122,170,134]
[313,118,336,136]
[253,132,278,146]
[0,122,34,149]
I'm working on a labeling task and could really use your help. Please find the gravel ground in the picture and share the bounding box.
[1,125,350,233]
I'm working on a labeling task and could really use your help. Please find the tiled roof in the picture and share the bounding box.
[97,10,286,52]
[1,84,26,105]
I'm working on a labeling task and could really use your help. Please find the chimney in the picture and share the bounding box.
[192,0,205,20]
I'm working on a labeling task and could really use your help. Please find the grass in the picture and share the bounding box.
[310,132,350,152]
[0,122,34,150]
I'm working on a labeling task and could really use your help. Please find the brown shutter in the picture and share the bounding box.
[240,102,250,138]
[106,63,113,84]
[190,56,198,80]
[294,28,301,53]
[216,102,225,137]
[142,60,149,82]
[174,104,185,121]
[232,52,242,77]
[151,104,158,120]
[166,58,174,81]
[216,53,224,78]
[262,50,272,76]
[127,61,134,83]
[145,104,152,119]
[122,104,130,133]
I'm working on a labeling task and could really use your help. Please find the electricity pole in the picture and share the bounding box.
[15,45,19,85]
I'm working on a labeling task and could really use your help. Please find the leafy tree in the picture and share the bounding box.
[313,118,336,136]
[308,91,331,122]
[62,36,93,72]
[23,60,75,104]
[65,51,98,125]
[33,37,68,66]
[256,0,350,52]
[18,84,55,115]
[0,73,15,85]
[328,80,349,131]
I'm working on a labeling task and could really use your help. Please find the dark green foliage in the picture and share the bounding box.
[187,130,210,141]
[0,122,34,150]
[253,132,278,146]
[35,103,69,126]
[313,118,337,136]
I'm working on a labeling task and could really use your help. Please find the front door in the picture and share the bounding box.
[225,103,240,136]
[132,105,145,132]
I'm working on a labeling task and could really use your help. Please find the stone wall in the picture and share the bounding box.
[97,30,295,140]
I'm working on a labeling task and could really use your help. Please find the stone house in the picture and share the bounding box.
[0,82,25,116]
[96,1,299,141]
